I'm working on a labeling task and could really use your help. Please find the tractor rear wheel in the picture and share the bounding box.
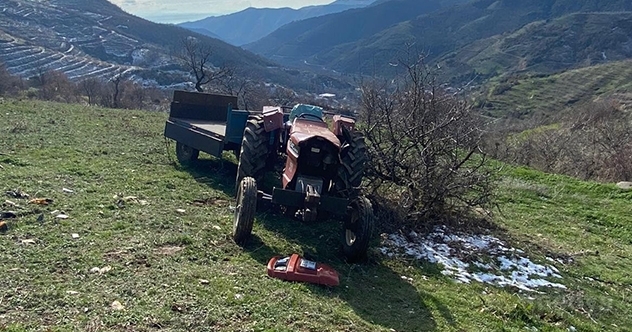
[334,128,367,198]
[233,177,257,245]
[236,115,269,192]
[176,142,199,165]
[342,196,375,262]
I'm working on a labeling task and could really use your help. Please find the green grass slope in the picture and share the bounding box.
[0,100,630,331]
[480,59,632,117]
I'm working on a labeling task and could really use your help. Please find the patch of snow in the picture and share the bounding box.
[318,93,336,98]
[380,226,566,292]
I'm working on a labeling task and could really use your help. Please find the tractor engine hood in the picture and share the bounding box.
[282,118,341,189]
[289,119,341,148]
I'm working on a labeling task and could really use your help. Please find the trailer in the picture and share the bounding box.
[164,90,250,164]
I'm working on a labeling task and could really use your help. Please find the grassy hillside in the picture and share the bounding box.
[479,59,632,117]
[0,99,631,331]
[438,12,632,83]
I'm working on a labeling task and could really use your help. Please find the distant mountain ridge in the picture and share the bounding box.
[178,0,376,46]
[438,11,632,83]
[245,0,632,82]
[245,0,469,68]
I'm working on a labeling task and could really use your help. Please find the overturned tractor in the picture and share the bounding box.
[234,104,374,261]
[164,91,374,262]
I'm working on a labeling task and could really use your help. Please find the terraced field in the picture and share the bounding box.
[0,0,158,81]
[483,59,632,118]
[0,40,132,80]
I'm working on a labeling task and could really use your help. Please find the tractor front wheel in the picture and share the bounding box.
[175,142,199,165]
[334,128,367,198]
[342,196,375,262]
[233,177,257,245]
[236,115,269,191]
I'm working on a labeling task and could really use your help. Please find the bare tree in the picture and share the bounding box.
[174,37,232,92]
[111,74,123,108]
[493,100,632,182]
[79,77,103,105]
[0,63,24,96]
[269,86,297,107]
[361,55,495,222]
[217,71,268,110]
[37,70,77,102]
[120,80,146,110]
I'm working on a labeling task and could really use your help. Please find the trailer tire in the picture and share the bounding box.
[334,128,367,198]
[175,142,199,165]
[342,196,374,262]
[233,177,257,245]
[236,115,269,191]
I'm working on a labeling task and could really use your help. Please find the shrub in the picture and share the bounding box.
[360,56,496,225]
[486,100,632,182]
[0,63,25,96]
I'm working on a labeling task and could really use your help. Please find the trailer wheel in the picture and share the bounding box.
[342,196,374,262]
[334,127,367,198]
[176,142,199,165]
[233,177,257,245]
[236,115,269,191]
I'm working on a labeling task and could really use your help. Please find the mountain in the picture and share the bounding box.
[178,0,376,46]
[329,0,632,76]
[245,0,468,68]
[0,0,340,90]
[246,0,632,79]
[438,12,632,83]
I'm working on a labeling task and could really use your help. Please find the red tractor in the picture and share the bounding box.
[233,104,375,262]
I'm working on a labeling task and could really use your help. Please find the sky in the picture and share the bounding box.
[108,0,336,23]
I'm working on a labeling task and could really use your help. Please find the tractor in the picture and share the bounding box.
[233,104,374,262]
[163,91,374,262]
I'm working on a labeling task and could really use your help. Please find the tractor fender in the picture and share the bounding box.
[262,106,284,132]
[333,115,356,137]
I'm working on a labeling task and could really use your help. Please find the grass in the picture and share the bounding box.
[480,59,632,118]
[0,99,631,331]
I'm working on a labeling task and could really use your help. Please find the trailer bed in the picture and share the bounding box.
[172,118,227,137]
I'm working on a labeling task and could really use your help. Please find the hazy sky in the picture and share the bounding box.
[109,0,336,23]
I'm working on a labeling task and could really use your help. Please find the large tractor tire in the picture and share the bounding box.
[236,115,269,191]
[342,196,375,262]
[233,177,257,245]
[175,142,199,165]
[334,128,367,198]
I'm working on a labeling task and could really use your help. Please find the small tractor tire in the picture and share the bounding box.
[233,177,257,245]
[175,142,199,165]
[342,196,375,262]
[236,115,269,192]
[334,128,367,198]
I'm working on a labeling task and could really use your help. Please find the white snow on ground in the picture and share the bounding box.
[380,226,566,292]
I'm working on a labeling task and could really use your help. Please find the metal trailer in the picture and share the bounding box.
[164,90,249,163]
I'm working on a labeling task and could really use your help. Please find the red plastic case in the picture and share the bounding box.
[267,254,340,287]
